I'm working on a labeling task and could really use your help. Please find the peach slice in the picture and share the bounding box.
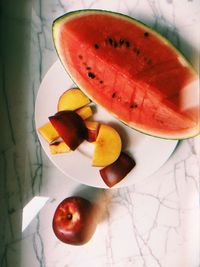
[58,88,90,111]
[99,152,136,187]
[38,122,59,143]
[50,141,70,154]
[49,111,88,150]
[85,120,100,142]
[38,106,92,144]
[92,124,122,167]
[76,106,93,120]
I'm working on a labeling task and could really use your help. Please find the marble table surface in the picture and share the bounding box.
[0,0,199,266]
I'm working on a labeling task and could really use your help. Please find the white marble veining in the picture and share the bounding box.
[0,0,199,267]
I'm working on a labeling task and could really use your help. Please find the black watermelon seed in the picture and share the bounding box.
[108,38,113,45]
[94,43,99,49]
[88,72,95,79]
[86,66,91,70]
[119,39,124,45]
[130,103,138,109]
[114,41,118,47]
[125,41,130,47]
[112,92,116,98]
[144,32,149,37]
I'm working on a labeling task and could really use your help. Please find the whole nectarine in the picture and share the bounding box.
[52,196,98,245]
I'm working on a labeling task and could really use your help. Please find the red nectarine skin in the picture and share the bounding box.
[52,197,97,245]
[49,111,87,150]
[99,152,136,187]
[85,121,100,142]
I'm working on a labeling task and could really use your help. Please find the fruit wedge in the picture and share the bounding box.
[49,111,87,150]
[92,124,122,167]
[100,152,136,187]
[38,106,92,144]
[58,88,90,111]
[38,122,59,143]
[76,106,93,120]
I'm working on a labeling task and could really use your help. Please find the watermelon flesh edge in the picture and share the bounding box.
[53,10,200,139]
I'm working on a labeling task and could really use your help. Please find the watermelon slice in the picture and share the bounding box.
[52,10,199,139]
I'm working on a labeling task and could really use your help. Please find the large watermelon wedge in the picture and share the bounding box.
[52,10,199,139]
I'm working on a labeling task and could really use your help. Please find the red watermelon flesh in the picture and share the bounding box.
[53,10,199,139]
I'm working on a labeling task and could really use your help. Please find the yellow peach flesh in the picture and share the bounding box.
[92,124,122,167]
[58,88,90,111]
[76,106,93,120]
[38,122,59,143]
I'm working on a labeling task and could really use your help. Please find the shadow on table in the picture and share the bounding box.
[0,0,32,266]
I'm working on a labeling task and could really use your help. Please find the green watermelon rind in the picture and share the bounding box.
[52,9,200,140]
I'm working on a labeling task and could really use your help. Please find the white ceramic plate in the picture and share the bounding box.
[35,60,178,188]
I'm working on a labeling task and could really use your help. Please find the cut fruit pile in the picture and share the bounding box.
[37,88,136,187]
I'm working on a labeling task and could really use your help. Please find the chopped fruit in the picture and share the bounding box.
[76,106,93,120]
[58,88,90,111]
[99,152,136,187]
[50,141,70,154]
[38,122,59,143]
[85,120,100,142]
[92,124,122,167]
[49,111,88,150]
